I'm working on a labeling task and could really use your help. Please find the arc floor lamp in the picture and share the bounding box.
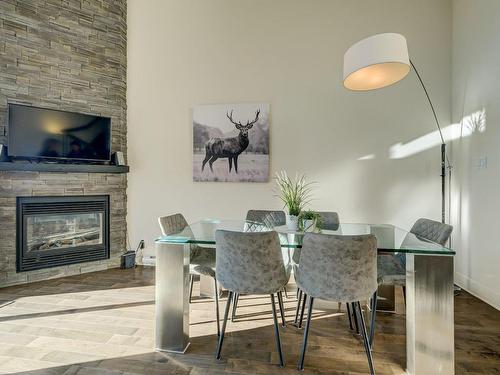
[343,33,450,223]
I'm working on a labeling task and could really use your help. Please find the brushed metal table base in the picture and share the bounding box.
[406,254,454,375]
[155,242,455,374]
[155,242,190,353]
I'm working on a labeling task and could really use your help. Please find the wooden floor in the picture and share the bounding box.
[0,267,498,375]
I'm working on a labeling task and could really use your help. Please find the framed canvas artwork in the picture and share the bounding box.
[193,103,270,182]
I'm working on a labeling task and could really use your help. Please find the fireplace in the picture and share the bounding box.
[16,196,110,272]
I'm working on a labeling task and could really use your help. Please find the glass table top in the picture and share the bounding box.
[156,220,455,256]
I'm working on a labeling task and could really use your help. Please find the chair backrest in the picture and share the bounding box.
[296,232,377,302]
[317,211,340,230]
[158,213,200,258]
[246,210,292,278]
[410,218,453,246]
[158,213,189,236]
[291,211,340,267]
[215,230,288,295]
[246,210,286,228]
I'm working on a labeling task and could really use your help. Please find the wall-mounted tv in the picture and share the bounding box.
[8,104,111,162]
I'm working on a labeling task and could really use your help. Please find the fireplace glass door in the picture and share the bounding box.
[26,212,104,252]
[17,196,109,272]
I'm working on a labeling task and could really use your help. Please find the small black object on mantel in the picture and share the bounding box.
[111,151,126,166]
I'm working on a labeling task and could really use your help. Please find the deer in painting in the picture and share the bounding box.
[202,109,260,174]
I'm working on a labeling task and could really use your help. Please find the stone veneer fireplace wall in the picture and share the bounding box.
[0,0,127,286]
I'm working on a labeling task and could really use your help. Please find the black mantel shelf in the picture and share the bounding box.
[0,162,129,174]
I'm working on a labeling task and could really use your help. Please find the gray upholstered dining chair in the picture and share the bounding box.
[158,213,220,336]
[317,211,340,230]
[378,218,453,301]
[246,209,286,228]
[229,210,288,324]
[215,229,288,368]
[293,211,340,327]
[411,218,453,245]
[296,232,378,374]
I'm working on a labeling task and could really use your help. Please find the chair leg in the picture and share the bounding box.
[351,302,360,334]
[294,289,303,325]
[283,286,289,299]
[346,301,354,330]
[293,289,302,324]
[355,301,375,375]
[277,291,286,327]
[369,290,377,346]
[189,274,194,303]
[231,293,239,322]
[215,291,233,360]
[214,278,220,337]
[298,293,307,328]
[297,296,315,370]
[402,285,406,304]
[270,294,285,368]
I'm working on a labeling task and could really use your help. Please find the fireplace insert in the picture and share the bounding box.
[16,195,110,272]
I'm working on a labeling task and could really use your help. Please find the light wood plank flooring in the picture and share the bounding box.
[0,267,498,374]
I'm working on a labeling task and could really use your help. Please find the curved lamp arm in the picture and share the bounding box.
[410,59,451,223]
[410,60,445,145]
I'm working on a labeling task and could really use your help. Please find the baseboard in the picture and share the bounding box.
[455,272,500,311]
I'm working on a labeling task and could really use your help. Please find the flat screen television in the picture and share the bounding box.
[8,104,111,162]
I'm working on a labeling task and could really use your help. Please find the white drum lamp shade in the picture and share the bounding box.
[343,33,410,91]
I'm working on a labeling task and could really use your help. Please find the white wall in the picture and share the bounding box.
[451,0,500,309]
[127,1,451,255]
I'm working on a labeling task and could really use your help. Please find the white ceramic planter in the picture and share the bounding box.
[286,214,299,231]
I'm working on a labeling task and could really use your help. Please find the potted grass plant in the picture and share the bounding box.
[274,171,315,231]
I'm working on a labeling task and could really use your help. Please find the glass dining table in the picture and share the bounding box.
[155,220,455,375]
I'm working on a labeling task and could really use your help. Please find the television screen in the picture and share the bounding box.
[8,104,111,162]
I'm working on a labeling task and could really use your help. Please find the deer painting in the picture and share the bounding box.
[201,109,260,174]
